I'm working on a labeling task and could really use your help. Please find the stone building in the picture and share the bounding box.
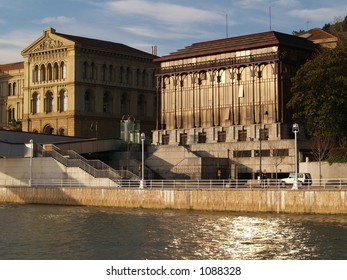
[0,62,24,130]
[2,27,158,139]
[150,31,316,179]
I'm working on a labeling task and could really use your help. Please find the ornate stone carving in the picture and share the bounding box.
[33,37,64,52]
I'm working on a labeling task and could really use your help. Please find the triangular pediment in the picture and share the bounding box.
[21,27,75,56]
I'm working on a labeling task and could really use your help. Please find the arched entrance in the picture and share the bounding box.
[43,124,54,135]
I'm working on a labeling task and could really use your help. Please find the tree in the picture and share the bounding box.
[288,46,347,140]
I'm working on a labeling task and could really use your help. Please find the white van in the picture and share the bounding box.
[280,173,312,186]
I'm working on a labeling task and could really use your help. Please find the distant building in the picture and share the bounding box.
[0,62,24,130]
[151,31,316,179]
[1,27,159,139]
[297,28,339,49]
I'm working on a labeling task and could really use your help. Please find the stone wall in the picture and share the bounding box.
[0,187,345,214]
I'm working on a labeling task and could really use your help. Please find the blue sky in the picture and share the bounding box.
[0,0,346,63]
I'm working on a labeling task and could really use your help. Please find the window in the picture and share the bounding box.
[103,92,111,113]
[33,65,39,82]
[238,130,247,141]
[162,134,169,145]
[8,106,15,121]
[234,150,252,157]
[198,132,206,143]
[90,62,96,80]
[109,65,113,82]
[84,90,94,112]
[44,92,53,113]
[218,131,226,142]
[137,94,145,116]
[40,65,46,81]
[61,62,66,79]
[255,149,270,157]
[58,90,67,112]
[260,128,269,140]
[121,93,130,115]
[54,63,59,80]
[102,64,106,81]
[273,149,289,157]
[13,82,16,95]
[47,63,53,81]
[179,133,187,146]
[31,92,40,114]
[83,61,88,79]
[8,83,12,96]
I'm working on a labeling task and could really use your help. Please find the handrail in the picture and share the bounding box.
[42,146,139,181]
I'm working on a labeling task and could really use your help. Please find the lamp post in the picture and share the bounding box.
[292,123,299,190]
[139,132,145,189]
[29,139,33,187]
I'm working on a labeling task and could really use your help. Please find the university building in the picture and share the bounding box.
[149,31,316,179]
[1,27,158,139]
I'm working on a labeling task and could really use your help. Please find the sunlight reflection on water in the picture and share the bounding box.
[0,204,346,260]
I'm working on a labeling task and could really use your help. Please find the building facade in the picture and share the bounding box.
[151,31,316,179]
[0,62,24,130]
[0,27,158,139]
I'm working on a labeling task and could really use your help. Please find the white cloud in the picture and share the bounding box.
[37,16,76,25]
[105,0,224,25]
[287,7,345,22]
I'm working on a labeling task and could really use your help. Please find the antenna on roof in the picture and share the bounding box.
[151,45,157,56]
[269,6,272,31]
[306,21,310,30]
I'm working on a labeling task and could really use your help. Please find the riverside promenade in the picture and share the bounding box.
[0,186,346,214]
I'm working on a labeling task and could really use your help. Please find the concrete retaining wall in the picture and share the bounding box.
[0,187,346,214]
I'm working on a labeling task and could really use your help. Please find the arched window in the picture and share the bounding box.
[33,65,39,82]
[43,124,54,135]
[121,93,130,115]
[109,65,113,82]
[136,69,141,86]
[102,64,106,81]
[31,92,40,114]
[47,63,53,81]
[8,83,12,96]
[137,94,145,117]
[58,127,65,135]
[40,65,46,82]
[60,62,66,79]
[103,92,112,113]
[58,89,67,112]
[82,61,88,79]
[90,62,96,80]
[126,67,131,84]
[84,90,94,112]
[142,70,147,86]
[13,82,17,95]
[8,106,15,121]
[120,66,124,83]
[53,63,59,80]
[44,91,53,113]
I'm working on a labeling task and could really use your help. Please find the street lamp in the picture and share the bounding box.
[29,139,33,187]
[139,132,145,189]
[292,123,299,190]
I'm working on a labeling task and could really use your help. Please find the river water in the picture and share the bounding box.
[0,203,346,260]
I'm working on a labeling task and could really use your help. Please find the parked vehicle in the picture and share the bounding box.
[280,173,312,186]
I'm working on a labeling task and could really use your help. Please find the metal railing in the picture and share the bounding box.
[41,145,139,182]
[1,178,347,189]
[116,178,347,190]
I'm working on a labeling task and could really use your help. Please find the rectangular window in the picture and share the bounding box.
[234,150,252,157]
[198,132,206,143]
[260,128,269,140]
[238,130,247,141]
[254,149,270,157]
[218,131,226,142]
[162,134,169,145]
[179,133,187,146]
[273,149,289,157]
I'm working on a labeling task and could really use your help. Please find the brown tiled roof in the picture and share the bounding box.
[55,32,157,60]
[0,62,24,72]
[297,28,337,40]
[155,31,316,62]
